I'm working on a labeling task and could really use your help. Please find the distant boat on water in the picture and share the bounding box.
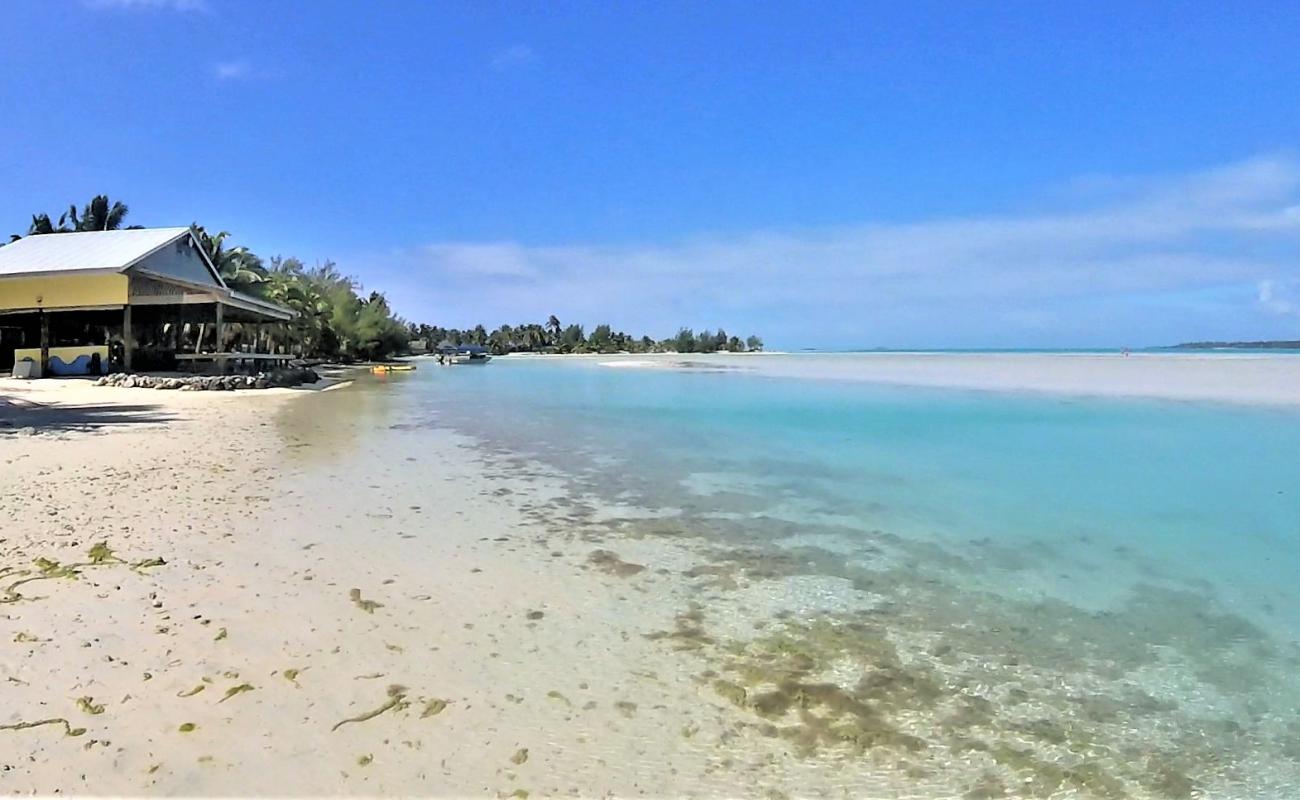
[436,343,492,364]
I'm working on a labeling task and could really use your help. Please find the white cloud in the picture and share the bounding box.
[1258,280,1299,317]
[212,60,252,80]
[84,0,208,11]
[359,156,1300,346]
[490,45,537,72]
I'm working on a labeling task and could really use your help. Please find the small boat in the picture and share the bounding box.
[435,343,492,365]
[371,363,417,374]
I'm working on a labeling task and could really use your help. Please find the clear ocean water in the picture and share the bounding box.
[346,354,1300,797]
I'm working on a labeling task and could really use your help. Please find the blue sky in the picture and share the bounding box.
[3,1,1300,348]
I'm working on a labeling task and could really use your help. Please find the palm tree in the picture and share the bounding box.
[517,324,544,351]
[190,223,268,293]
[12,211,74,240]
[28,212,73,235]
[16,195,138,239]
[69,195,136,231]
[546,315,561,346]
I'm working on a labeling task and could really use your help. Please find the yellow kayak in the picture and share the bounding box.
[371,364,416,374]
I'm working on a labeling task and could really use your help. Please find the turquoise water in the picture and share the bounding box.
[408,356,1300,620]
[363,355,1300,796]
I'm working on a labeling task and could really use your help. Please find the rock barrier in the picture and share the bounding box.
[95,367,319,391]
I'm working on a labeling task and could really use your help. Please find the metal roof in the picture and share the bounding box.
[0,227,192,277]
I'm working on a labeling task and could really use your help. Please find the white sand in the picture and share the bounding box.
[590,351,1300,406]
[0,379,842,796]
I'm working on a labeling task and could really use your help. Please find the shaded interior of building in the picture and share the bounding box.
[1,303,289,373]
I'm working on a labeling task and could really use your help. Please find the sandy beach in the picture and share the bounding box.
[1,378,846,796]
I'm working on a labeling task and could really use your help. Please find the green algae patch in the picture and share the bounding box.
[214,627,228,642]
[332,684,410,732]
[421,698,448,718]
[545,690,572,707]
[34,557,78,578]
[357,754,373,767]
[0,718,86,737]
[644,605,714,651]
[588,550,646,577]
[510,747,529,765]
[712,679,747,706]
[283,668,302,685]
[177,684,206,698]
[178,723,197,733]
[219,683,255,703]
[87,542,121,565]
[76,697,105,716]
[990,745,1126,799]
[349,588,383,613]
[670,613,949,759]
[2,546,167,604]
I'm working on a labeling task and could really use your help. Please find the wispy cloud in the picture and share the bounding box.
[360,156,1300,346]
[83,0,208,11]
[490,45,537,72]
[1258,280,1299,317]
[212,60,253,81]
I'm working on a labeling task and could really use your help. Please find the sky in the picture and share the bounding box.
[2,1,1300,348]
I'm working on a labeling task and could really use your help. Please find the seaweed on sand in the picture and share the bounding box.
[545,690,572,707]
[349,588,383,613]
[332,684,410,731]
[643,605,713,651]
[1,718,86,737]
[587,550,645,577]
[219,683,255,703]
[76,697,105,715]
[2,544,166,604]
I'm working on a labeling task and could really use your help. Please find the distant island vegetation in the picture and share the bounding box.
[410,320,762,356]
[9,196,761,361]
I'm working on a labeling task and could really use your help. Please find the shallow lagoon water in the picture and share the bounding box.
[352,354,1300,797]
[403,356,1300,623]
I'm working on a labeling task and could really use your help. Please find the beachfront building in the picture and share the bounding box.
[0,227,292,376]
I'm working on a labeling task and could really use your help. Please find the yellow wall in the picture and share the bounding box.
[0,274,127,312]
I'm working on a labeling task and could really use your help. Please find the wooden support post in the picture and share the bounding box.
[39,310,50,377]
[122,305,134,372]
[214,302,226,373]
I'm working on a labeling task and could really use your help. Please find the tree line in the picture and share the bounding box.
[8,196,762,360]
[412,318,762,355]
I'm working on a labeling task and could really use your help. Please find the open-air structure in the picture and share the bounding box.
[0,227,292,376]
